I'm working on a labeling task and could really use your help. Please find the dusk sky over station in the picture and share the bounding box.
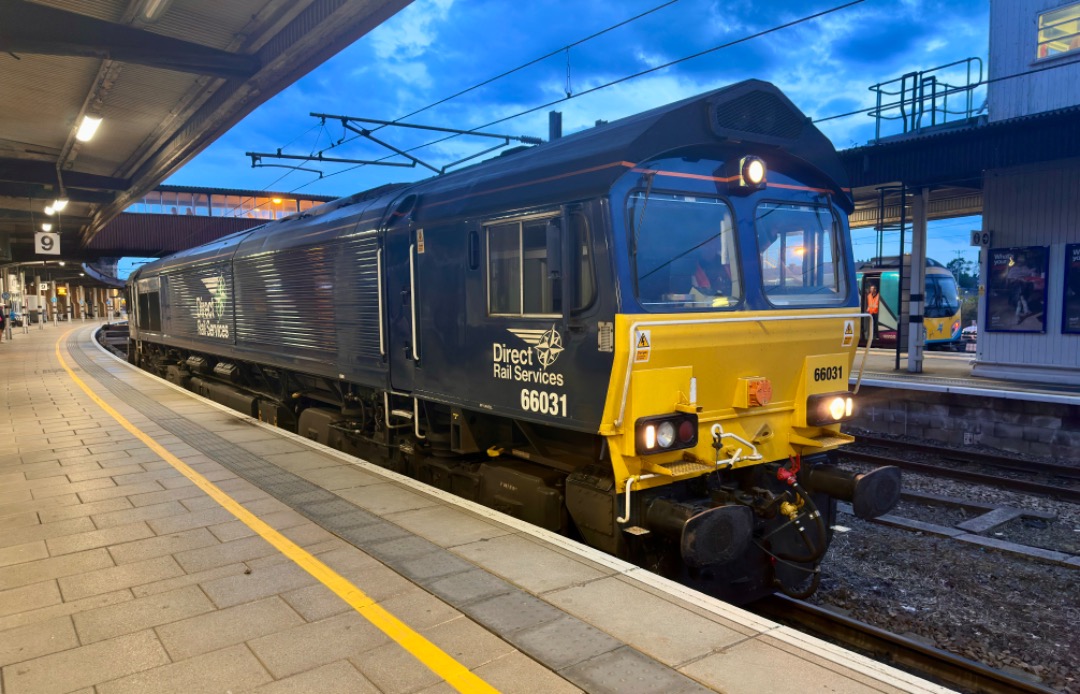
[162,0,992,267]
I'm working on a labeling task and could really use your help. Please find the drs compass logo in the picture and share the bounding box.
[492,325,565,386]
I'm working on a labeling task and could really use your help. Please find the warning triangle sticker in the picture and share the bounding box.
[637,333,650,348]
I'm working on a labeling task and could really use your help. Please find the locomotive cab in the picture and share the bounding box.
[573,143,901,599]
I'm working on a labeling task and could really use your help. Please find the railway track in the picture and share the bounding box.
[840,436,1080,504]
[754,595,1059,694]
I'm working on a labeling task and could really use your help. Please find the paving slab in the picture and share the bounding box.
[95,643,273,694]
[248,611,390,678]
[247,660,381,694]
[156,595,305,660]
[0,629,170,694]
[72,584,215,644]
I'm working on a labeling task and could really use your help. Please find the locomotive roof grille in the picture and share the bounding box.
[709,90,807,141]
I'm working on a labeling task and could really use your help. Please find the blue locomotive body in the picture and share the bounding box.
[129,80,898,603]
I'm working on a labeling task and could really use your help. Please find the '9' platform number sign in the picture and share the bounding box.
[35,232,60,255]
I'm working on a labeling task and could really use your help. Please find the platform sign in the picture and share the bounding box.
[970,230,991,247]
[1,292,8,301]
[35,232,60,255]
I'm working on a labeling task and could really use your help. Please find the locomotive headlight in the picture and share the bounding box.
[636,413,698,455]
[738,156,767,190]
[656,421,676,448]
[806,392,855,426]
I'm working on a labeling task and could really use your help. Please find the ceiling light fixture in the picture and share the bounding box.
[76,115,103,142]
[53,198,69,212]
[41,223,53,231]
[138,0,172,22]
[44,206,55,216]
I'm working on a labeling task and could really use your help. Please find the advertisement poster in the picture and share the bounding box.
[985,246,1049,333]
[1065,243,1080,334]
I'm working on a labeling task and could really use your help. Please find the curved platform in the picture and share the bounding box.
[0,323,949,693]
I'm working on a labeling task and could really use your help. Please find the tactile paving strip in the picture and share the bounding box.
[70,335,713,693]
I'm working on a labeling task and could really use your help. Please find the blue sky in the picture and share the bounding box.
[163,0,990,268]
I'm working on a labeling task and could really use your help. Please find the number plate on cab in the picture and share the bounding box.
[804,354,849,395]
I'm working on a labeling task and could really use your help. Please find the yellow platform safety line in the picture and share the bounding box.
[55,331,499,694]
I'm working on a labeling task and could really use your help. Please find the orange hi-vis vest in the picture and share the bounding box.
[867,292,880,314]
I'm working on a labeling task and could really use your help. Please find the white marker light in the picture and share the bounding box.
[41,223,53,231]
[44,206,55,216]
[644,424,656,450]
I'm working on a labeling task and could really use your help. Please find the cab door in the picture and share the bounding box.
[383,224,420,393]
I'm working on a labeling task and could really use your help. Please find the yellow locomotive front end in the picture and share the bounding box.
[586,152,901,601]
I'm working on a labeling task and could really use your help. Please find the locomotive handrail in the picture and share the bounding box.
[376,248,385,357]
[613,312,872,429]
[409,243,419,362]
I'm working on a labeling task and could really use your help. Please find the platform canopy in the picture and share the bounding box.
[0,0,411,263]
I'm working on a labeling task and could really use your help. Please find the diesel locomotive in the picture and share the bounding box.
[127,80,900,603]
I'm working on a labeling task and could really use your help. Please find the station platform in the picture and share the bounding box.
[850,349,1079,459]
[853,349,1080,406]
[0,322,948,694]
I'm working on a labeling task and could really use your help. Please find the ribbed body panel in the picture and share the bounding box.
[232,231,381,366]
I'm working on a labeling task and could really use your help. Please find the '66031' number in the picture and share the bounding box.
[520,389,567,417]
[813,366,843,382]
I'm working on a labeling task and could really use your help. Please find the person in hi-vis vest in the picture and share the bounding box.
[865,284,880,341]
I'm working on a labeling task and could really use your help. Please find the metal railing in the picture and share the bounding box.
[868,58,986,142]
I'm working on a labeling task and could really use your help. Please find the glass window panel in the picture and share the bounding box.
[756,202,846,306]
[522,219,558,314]
[629,192,741,311]
[1037,2,1080,58]
[488,223,520,314]
[572,214,595,310]
[160,191,178,214]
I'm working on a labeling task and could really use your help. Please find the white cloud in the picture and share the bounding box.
[369,0,454,61]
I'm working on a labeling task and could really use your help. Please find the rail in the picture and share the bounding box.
[755,595,1059,694]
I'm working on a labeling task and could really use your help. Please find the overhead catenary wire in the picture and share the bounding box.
[149,1,1072,258]
[284,0,869,192]
[322,0,685,152]
[147,0,690,255]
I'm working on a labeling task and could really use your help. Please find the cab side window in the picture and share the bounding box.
[487,217,560,316]
[571,212,596,311]
[136,277,162,331]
